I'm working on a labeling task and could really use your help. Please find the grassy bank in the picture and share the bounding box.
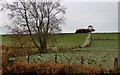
[1,33,119,71]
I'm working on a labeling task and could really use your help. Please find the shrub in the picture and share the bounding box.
[57,65,85,74]
[2,45,11,68]
[3,61,111,75]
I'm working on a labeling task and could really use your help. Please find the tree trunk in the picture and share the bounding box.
[38,36,47,53]
[41,39,47,53]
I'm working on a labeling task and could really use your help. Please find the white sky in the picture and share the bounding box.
[63,0,119,2]
[61,1,118,33]
[0,0,119,34]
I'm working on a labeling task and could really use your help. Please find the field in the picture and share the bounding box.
[1,33,119,74]
[0,33,88,47]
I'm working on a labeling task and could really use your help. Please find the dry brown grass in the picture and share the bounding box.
[2,61,120,75]
[2,61,101,74]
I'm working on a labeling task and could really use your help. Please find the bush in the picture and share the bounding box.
[57,65,85,75]
[3,62,63,75]
[3,61,120,75]
[3,62,99,75]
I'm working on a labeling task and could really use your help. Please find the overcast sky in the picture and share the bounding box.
[61,1,118,33]
[0,0,119,34]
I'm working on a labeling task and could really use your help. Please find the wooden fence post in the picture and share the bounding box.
[81,56,84,65]
[28,54,30,63]
[114,58,118,70]
[55,54,57,63]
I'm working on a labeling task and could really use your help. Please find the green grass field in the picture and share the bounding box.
[0,33,88,48]
[1,33,119,70]
[49,33,88,48]
[1,33,118,49]
[17,50,117,69]
[0,35,11,46]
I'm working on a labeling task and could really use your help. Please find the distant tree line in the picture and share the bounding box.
[75,25,95,33]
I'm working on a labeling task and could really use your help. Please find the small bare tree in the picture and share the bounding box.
[2,0,66,53]
[4,25,25,48]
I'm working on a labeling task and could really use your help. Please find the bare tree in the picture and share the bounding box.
[2,0,66,53]
[4,25,26,48]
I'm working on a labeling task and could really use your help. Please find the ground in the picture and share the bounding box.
[0,33,119,74]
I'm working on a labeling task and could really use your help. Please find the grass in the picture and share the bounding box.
[0,33,88,48]
[1,33,118,48]
[75,40,118,51]
[1,33,119,70]
[17,50,117,70]
[0,35,12,46]
[92,33,119,40]
[49,33,88,48]
[74,33,119,50]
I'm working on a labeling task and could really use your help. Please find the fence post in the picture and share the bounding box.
[81,56,84,65]
[28,54,30,63]
[27,49,30,63]
[114,58,118,70]
[55,54,57,63]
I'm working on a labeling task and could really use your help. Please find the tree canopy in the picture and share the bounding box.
[1,0,66,52]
